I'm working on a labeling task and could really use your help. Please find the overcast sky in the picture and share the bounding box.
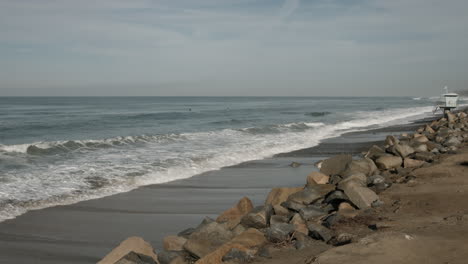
[1,0,467,96]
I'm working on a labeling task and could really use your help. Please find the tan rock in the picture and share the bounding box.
[195,229,266,264]
[338,202,358,218]
[98,237,158,264]
[413,135,429,143]
[290,213,309,235]
[307,171,330,185]
[376,156,402,170]
[273,204,290,216]
[341,182,379,209]
[163,236,187,252]
[216,196,253,229]
[264,187,303,207]
[320,154,353,176]
[183,222,233,258]
[404,158,426,169]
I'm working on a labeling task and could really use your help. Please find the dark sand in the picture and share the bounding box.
[0,120,428,264]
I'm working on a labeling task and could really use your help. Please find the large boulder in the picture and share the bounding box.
[299,206,327,221]
[240,206,270,229]
[195,229,266,264]
[307,222,334,243]
[307,171,330,185]
[340,181,379,209]
[265,187,303,207]
[216,197,253,229]
[163,236,187,252]
[375,156,402,170]
[337,173,367,190]
[413,152,435,162]
[98,237,159,264]
[319,154,353,176]
[183,222,234,259]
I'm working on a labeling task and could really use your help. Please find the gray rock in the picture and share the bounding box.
[365,145,386,160]
[183,221,233,258]
[385,135,399,146]
[177,228,196,239]
[319,154,352,176]
[411,143,428,153]
[287,185,335,205]
[444,136,461,147]
[266,223,295,243]
[342,158,378,177]
[289,162,301,168]
[341,181,379,209]
[222,248,254,263]
[240,206,269,229]
[307,222,334,242]
[270,215,289,225]
[367,175,385,186]
[413,152,435,162]
[375,155,402,170]
[293,232,316,250]
[393,144,415,158]
[257,246,272,259]
[299,206,326,221]
[281,200,306,211]
[117,251,158,264]
[157,251,181,264]
[324,190,349,204]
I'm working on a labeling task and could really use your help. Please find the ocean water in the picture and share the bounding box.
[0,96,460,222]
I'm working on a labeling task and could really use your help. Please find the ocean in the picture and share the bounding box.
[0,96,460,222]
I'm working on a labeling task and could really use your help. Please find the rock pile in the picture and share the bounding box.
[98,109,468,264]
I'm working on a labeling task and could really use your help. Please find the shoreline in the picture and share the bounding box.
[0,114,440,264]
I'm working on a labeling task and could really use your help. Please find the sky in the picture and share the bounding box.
[0,0,467,96]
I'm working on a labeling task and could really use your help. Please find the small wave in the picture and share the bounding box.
[412,97,422,101]
[304,112,331,117]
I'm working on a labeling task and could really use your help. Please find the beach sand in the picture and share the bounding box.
[0,120,427,264]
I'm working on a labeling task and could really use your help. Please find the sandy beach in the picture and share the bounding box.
[0,118,430,264]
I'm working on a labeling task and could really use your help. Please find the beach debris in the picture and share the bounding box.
[216,196,253,229]
[98,237,159,264]
[289,161,301,167]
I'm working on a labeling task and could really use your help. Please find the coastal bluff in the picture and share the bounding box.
[99,110,468,264]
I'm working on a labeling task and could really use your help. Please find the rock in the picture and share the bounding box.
[240,206,269,229]
[375,156,402,170]
[299,205,327,221]
[341,181,379,209]
[413,152,435,162]
[269,215,289,225]
[413,135,429,143]
[290,213,309,235]
[281,200,306,211]
[331,233,355,246]
[265,187,303,207]
[98,237,159,264]
[385,135,399,146]
[287,185,334,205]
[232,224,247,237]
[216,197,254,229]
[393,144,415,158]
[307,171,330,185]
[367,175,385,186]
[337,202,358,218]
[329,174,343,185]
[444,136,461,147]
[196,228,266,264]
[365,145,386,160]
[158,251,183,264]
[289,162,301,168]
[338,173,367,189]
[403,158,426,169]
[342,158,378,177]
[319,154,353,176]
[411,143,428,153]
[425,125,435,134]
[266,223,295,243]
[294,232,316,250]
[447,112,457,123]
[272,204,290,216]
[324,190,349,205]
[183,221,233,259]
[177,228,196,239]
[256,246,272,259]
[221,248,254,263]
[163,236,187,252]
[116,251,158,264]
[307,222,334,242]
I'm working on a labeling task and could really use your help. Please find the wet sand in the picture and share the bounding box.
[0,120,428,264]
